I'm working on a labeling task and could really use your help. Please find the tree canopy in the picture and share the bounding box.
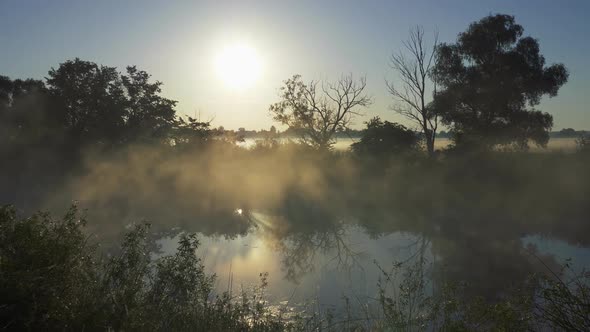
[46,58,178,146]
[432,14,569,150]
[351,117,419,157]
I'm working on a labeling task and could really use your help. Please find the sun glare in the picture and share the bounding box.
[215,43,262,89]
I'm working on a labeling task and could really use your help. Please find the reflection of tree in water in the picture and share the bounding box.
[278,226,362,283]
[353,203,572,300]
[248,190,364,283]
[229,159,589,299]
[429,221,562,300]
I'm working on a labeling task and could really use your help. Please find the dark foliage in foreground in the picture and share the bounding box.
[1,206,588,331]
[0,206,289,331]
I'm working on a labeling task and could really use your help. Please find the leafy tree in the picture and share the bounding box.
[432,14,569,150]
[270,74,371,150]
[0,76,70,208]
[46,58,128,146]
[121,66,177,142]
[0,76,60,147]
[558,128,577,137]
[46,58,178,146]
[351,117,419,157]
[171,116,213,147]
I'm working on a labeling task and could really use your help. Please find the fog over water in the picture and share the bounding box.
[240,137,579,152]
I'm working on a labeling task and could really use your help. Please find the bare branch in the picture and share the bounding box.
[270,74,371,149]
[387,26,440,156]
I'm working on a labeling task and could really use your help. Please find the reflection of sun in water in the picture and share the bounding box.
[215,43,262,89]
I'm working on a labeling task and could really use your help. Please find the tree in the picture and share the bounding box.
[0,76,59,147]
[46,58,178,146]
[351,117,419,157]
[171,116,212,147]
[120,66,177,142]
[46,59,128,145]
[432,14,569,150]
[556,128,576,138]
[387,26,439,157]
[269,74,371,150]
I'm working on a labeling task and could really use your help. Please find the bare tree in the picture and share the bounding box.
[387,26,439,157]
[270,74,371,150]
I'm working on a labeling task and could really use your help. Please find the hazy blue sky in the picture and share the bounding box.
[1,0,588,130]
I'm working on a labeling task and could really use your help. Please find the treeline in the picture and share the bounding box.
[0,58,223,209]
[0,58,216,152]
[0,13,579,165]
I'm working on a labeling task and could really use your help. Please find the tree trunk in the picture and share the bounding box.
[425,130,435,158]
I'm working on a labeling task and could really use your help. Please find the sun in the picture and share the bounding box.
[215,43,262,89]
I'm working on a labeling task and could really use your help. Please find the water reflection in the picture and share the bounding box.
[18,142,588,310]
[158,222,426,310]
[156,208,590,310]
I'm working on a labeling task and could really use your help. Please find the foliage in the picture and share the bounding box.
[432,14,569,150]
[351,116,419,158]
[0,206,292,331]
[46,58,178,146]
[171,116,214,147]
[0,205,99,330]
[2,205,590,331]
[534,262,590,331]
[1,58,206,155]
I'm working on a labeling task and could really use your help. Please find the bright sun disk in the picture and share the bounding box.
[215,43,261,89]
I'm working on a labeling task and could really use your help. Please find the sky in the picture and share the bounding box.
[1,0,589,130]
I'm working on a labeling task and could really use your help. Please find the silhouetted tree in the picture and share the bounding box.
[0,76,60,148]
[120,66,177,142]
[351,117,419,157]
[432,14,568,150]
[46,58,177,147]
[171,117,212,147]
[0,76,69,207]
[46,59,128,146]
[387,26,439,157]
[269,74,371,150]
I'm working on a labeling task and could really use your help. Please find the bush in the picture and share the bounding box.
[2,206,588,331]
[351,117,419,158]
[0,205,291,331]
